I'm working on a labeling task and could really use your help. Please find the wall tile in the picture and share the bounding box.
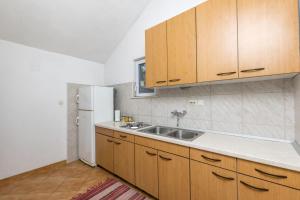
[243,92,284,126]
[211,94,242,123]
[114,78,295,141]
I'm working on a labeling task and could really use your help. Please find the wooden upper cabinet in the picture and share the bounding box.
[238,0,300,78]
[196,0,238,82]
[167,8,197,86]
[145,22,168,88]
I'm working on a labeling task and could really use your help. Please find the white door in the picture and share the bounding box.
[78,110,95,166]
[78,86,94,111]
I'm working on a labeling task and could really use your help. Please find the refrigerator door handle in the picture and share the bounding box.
[76,116,79,126]
[76,94,80,104]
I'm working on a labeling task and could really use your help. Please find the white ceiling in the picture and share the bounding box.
[0,0,150,63]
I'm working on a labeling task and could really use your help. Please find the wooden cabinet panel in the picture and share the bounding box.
[135,136,189,158]
[238,159,300,189]
[95,127,113,137]
[238,174,300,200]
[238,0,300,78]
[196,0,238,82]
[95,133,114,172]
[158,151,190,200]
[113,138,135,184]
[190,148,236,171]
[145,22,168,88]
[191,160,237,200]
[135,144,158,198]
[167,8,197,86]
[113,131,134,143]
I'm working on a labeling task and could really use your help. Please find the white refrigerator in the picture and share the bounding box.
[77,86,114,166]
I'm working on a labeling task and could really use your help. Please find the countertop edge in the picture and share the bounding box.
[95,123,300,172]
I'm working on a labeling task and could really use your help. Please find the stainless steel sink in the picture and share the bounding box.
[139,126,173,135]
[139,126,203,141]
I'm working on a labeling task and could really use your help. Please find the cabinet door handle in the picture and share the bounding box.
[255,168,288,179]
[159,155,172,161]
[119,135,127,138]
[169,79,181,83]
[212,172,235,181]
[240,67,265,73]
[146,151,157,156]
[114,141,121,145]
[240,181,269,192]
[201,155,221,162]
[107,139,113,143]
[216,72,236,76]
[156,81,167,84]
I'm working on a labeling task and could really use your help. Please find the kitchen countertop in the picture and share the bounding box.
[95,121,300,172]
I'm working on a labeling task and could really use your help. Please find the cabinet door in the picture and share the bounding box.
[238,174,300,200]
[197,0,238,82]
[158,151,190,200]
[113,139,135,184]
[145,22,168,88]
[135,145,158,198]
[95,133,114,172]
[238,0,300,78]
[191,160,237,200]
[167,8,197,86]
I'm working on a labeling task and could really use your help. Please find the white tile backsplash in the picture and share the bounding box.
[114,78,295,141]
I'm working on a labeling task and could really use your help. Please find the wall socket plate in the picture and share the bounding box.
[188,99,205,106]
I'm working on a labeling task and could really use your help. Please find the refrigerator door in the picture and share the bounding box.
[93,87,114,123]
[78,86,94,111]
[78,110,96,166]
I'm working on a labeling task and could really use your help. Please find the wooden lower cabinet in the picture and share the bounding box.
[158,151,190,200]
[238,174,300,200]
[95,133,114,172]
[135,144,158,198]
[191,160,237,200]
[113,138,135,184]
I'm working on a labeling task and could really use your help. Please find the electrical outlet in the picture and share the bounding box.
[188,99,205,106]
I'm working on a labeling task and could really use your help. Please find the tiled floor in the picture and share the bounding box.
[0,161,139,200]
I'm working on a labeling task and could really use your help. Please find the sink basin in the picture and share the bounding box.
[140,126,173,135]
[139,126,204,141]
[167,130,202,141]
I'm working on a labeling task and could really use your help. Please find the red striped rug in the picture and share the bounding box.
[71,179,151,200]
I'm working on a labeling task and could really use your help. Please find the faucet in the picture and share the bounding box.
[171,110,187,127]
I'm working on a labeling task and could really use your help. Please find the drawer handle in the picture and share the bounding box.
[114,141,121,145]
[201,155,221,163]
[255,168,288,179]
[156,81,167,84]
[212,172,235,181]
[240,181,269,192]
[240,68,265,73]
[146,151,157,156]
[159,155,172,161]
[216,72,236,76]
[106,139,113,143]
[169,79,181,83]
[119,135,127,138]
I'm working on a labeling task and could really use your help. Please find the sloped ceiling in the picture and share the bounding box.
[0,0,151,63]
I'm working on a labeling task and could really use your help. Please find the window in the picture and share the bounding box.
[133,57,156,97]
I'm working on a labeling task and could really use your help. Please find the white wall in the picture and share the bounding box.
[0,40,104,179]
[104,0,207,85]
[295,75,300,144]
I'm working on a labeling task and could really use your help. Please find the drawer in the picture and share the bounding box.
[238,174,300,200]
[190,148,236,171]
[135,136,189,158]
[238,159,300,190]
[95,127,113,137]
[113,131,134,142]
